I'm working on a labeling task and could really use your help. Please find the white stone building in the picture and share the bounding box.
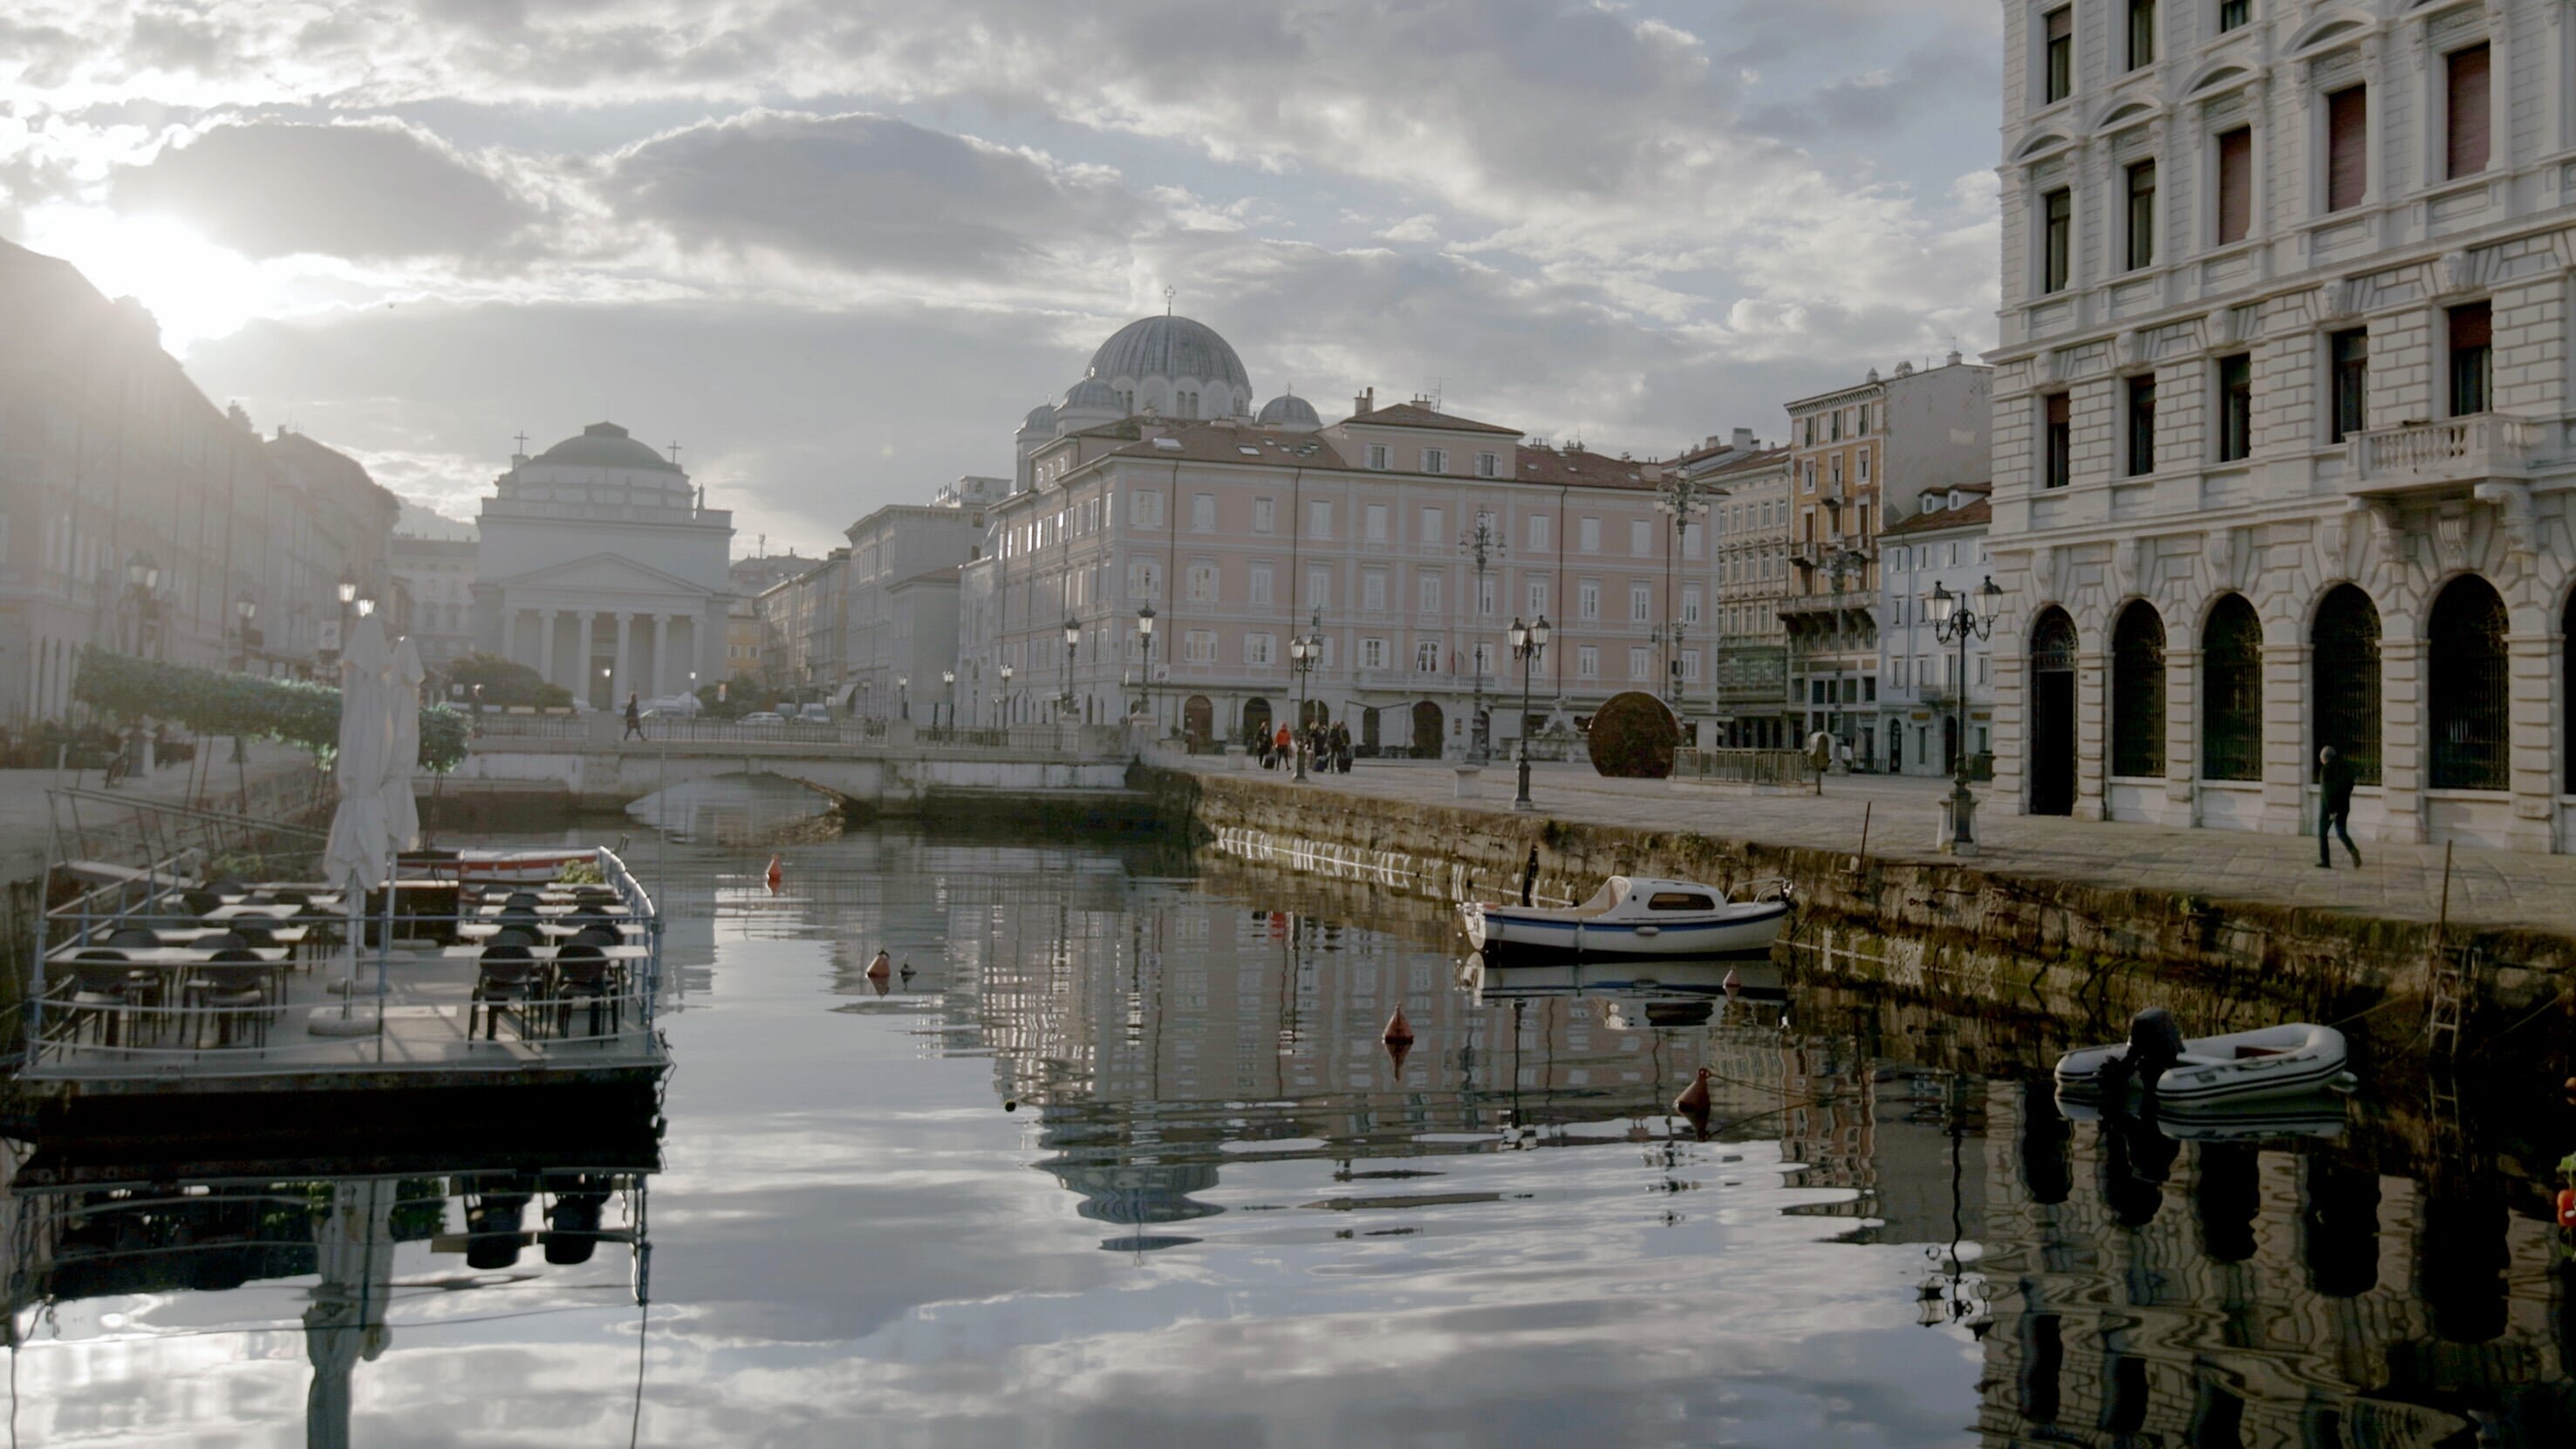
[1987,0,2576,851]
[1877,486,1996,776]
[472,422,734,709]
[1677,434,1799,746]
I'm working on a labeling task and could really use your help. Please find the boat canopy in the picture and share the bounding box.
[1572,877,1730,918]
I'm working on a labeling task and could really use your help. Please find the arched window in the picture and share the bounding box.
[2428,574,2509,790]
[2312,584,2381,785]
[2201,593,2263,781]
[2565,591,2576,794]
[2110,600,2167,777]
[2028,608,2080,816]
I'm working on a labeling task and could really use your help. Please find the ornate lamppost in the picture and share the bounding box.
[1287,609,1324,783]
[940,667,956,731]
[1925,575,2003,855]
[124,551,161,654]
[1457,518,1504,763]
[1508,613,1551,811]
[232,593,257,672]
[999,662,1015,723]
[898,673,910,721]
[1136,605,1157,729]
[1060,616,1080,723]
[1653,469,1718,735]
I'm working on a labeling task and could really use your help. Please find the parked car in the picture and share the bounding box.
[638,693,702,717]
[795,703,832,724]
[739,711,785,726]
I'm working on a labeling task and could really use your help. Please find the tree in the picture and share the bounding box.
[447,652,572,709]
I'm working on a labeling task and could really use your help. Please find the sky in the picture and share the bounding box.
[0,0,2005,554]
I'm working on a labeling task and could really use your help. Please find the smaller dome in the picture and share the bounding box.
[1256,392,1320,427]
[1022,402,1058,429]
[1063,374,1123,413]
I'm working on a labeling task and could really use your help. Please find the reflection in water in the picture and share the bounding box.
[6,827,2573,1446]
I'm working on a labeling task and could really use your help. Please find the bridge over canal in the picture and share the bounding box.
[444,714,1145,816]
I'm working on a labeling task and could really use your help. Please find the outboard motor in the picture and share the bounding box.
[2123,1007,2185,1093]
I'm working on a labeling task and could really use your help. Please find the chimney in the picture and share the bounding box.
[1732,427,1755,452]
[1945,348,1964,366]
[1353,386,1375,416]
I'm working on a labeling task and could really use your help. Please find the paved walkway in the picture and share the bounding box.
[1175,756,2576,940]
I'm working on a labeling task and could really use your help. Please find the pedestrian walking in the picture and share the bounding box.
[623,692,647,742]
[2316,745,2361,868]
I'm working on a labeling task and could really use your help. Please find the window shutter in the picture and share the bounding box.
[2216,128,2251,244]
[2326,86,2368,211]
[2446,44,2491,179]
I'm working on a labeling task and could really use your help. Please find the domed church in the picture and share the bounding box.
[1013,311,1321,488]
[471,421,735,709]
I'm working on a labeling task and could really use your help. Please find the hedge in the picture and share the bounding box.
[72,647,468,772]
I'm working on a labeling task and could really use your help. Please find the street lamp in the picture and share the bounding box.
[123,550,161,654]
[898,673,910,721]
[1287,610,1324,783]
[1136,605,1157,730]
[1000,662,1015,723]
[1653,469,1718,731]
[232,594,257,671]
[1926,575,2004,854]
[940,667,956,730]
[1508,613,1551,810]
[336,572,358,606]
[1816,545,1869,754]
[1061,616,1080,722]
[1458,519,1505,763]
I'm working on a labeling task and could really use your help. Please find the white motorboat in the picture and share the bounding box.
[2054,1021,2350,1105]
[1459,876,1791,960]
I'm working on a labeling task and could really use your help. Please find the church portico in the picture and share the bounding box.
[474,422,734,708]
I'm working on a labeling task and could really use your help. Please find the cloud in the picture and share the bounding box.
[603,111,1138,284]
[113,119,538,260]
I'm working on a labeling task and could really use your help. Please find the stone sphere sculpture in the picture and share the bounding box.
[1588,691,1681,779]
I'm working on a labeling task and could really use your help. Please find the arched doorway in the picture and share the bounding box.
[1241,697,1273,747]
[1183,694,1213,744]
[2428,574,2508,790]
[1361,707,1381,755]
[1300,698,1329,729]
[1411,700,1444,758]
[2312,584,2382,784]
[2028,607,2078,815]
[2200,593,2263,780]
[2109,600,2166,778]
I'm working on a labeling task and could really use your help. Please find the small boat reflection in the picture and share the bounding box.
[1464,954,1780,1000]
[2055,1089,2348,1144]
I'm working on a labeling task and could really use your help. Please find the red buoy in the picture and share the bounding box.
[764,855,783,892]
[2557,1186,2576,1229]
[866,949,892,980]
[1383,1005,1414,1047]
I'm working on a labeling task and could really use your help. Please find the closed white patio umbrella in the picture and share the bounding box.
[382,635,424,854]
[314,612,394,1035]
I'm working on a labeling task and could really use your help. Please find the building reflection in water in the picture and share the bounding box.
[888,862,2576,1440]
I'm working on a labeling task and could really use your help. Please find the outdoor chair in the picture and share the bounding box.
[502,891,542,911]
[63,949,156,1048]
[472,944,540,1041]
[183,948,272,1049]
[551,942,620,1040]
[489,926,539,951]
[180,889,225,917]
[105,927,163,950]
[567,925,620,950]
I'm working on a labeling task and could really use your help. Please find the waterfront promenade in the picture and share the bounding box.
[0,742,323,885]
[1171,755,2576,940]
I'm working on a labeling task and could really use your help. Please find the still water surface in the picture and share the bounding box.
[6,815,2573,1446]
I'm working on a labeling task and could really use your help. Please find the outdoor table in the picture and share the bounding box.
[154,925,311,946]
[456,919,643,941]
[48,946,294,1045]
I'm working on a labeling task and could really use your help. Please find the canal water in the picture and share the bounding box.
[7,804,2573,1446]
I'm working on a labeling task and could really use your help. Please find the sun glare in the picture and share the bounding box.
[21,207,279,352]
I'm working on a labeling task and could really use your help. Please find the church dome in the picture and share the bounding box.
[533,421,680,474]
[1022,402,1059,430]
[1063,374,1122,413]
[1089,315,1251,395]
[1255,391,1320,427]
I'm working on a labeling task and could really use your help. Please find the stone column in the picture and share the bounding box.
[538,610,558,688]
[651,613,669,699]
[2380,635,2427,844]
[613,612,633,705]
[2074,647,2108,822]
[2262,640,2312,837]
[576,613,597,708]
[2506,632,2556,851]
[2165,646,2200,825]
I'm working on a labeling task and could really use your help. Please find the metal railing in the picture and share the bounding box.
[25,845,665,1075]
[468,711,590,740]
[1672,747,1814,786]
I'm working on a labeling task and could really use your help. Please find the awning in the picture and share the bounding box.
[834,681,861,711]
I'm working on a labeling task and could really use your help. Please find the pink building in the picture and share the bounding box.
[960,316,1780,755]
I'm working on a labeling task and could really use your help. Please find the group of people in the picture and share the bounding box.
[1251,718,1353,774]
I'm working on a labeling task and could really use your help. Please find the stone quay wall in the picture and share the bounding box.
[1139,767,2576,1037]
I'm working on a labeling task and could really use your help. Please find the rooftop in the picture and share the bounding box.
[1344,400,1522,435]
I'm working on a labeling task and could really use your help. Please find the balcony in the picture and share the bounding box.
[2347,414,2538,498]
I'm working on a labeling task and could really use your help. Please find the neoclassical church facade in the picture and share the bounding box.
[471,422,735,708]
[1985,0,2576,851]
